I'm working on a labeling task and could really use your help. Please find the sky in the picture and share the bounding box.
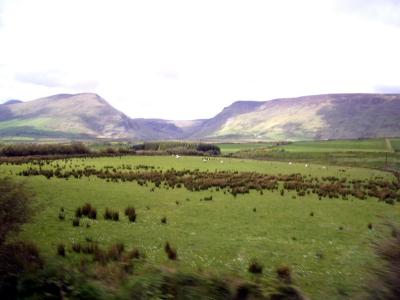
[0,0,399,120]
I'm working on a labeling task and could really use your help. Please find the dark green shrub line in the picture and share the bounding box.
[0,142,91,156]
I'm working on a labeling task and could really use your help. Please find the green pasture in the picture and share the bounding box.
[217,143,272,154]
[390,138,400,152]
[1,156,399,300]
[273,139,388,153]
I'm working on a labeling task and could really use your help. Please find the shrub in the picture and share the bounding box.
[104,208,113,220]
[72,243,82,253]
[276,265,292,284]
[75,207,83,218]
[76,203,97,219]
[127,248,141,259]
[72,218,80,227]
[104,208,119,221]
[58,211,65,220]
[112,212,119,221]
[0,177,34,245]
[81,243,98,255]
[164,242,177,260]
[108,243,125,260]
[57,244,66,257]
[248,260,263,274]
[93,247,108,265]
[88,208,97,220]
[161,217,167,224]
[81,203,92,216]
[0,241,43,296]
[125,207,136,222]
[362,223,400,300]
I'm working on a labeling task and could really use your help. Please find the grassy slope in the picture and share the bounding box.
[0,117,54,129]
[2,156,399,300]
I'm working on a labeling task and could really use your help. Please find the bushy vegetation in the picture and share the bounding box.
[0,142,90,156]
[0,177,34,245]
[124,206,137,222]
[17,165,400,203]
[362,223,400,300]
[132,141,221,155]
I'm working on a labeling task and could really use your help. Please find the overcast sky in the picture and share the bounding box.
[0,0,399,120]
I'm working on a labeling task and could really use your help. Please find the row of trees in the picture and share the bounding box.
[0,142,91,156]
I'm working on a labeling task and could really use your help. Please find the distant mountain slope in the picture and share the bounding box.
[0,93,399,141]
[189,101,264,138]
[199,94,400,140]
[0,93,182,139]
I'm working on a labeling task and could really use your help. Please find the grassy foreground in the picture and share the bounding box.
[1,155,399,299]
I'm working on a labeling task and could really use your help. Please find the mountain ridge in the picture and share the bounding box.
[1,93,399,141]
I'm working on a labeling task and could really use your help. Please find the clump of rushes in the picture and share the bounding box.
[164,242,177,260]
[368,223,373,230]
[161,216,167,224]
[72,243,82,253]
[276,265,292,284]
[248,260,263,274]
[104,208,119,221]
[88,208,97,219]
[107,243,125,260]
[125,207,137,222]
[81,242,98,254]
[72,218,80,227]
[127,248,141,259]
[57,244,66,257]
[76,203,97,219]
[58,210,65,220]
[75,207,83,218]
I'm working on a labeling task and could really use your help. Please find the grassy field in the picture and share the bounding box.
[217,143,272,154]
[273,139,388,153]
[2,155,399,299]
[390,138,400,152]
[229,139,400,171]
